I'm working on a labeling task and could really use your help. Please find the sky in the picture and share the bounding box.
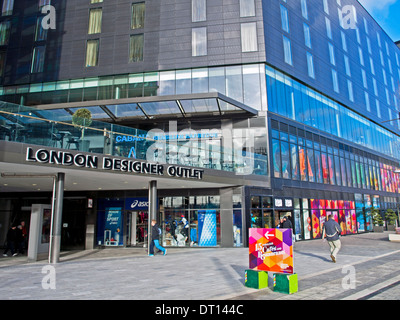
[358,0,400,42]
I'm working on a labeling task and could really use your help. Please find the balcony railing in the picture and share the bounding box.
[0,101,268,176]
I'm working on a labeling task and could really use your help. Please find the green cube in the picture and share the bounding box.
[245,269,269,289]
[273,273,298,294]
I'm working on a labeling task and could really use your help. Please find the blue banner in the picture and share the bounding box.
[105,207,123,245]
[198,210,217,246]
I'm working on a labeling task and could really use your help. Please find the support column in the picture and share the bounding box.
[220,187,234,247]
[50,172,65,264]
[148,180,157,254]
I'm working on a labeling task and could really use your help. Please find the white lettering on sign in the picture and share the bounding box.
[25,147,204,180]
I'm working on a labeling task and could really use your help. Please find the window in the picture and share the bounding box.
[192,27,207,56]
[369,57,375,75]
[377,32,381,48]
[241,23,257,52]
[332,69,339,93]
[306,52,315,79]
[283,36,292,65]
[85,39,99,67]
[240,0,255,17]
[303,23,311,48]
[35,16,48,41]
[280,5,289,33]
[91,0,103,3]
[301,0,308,20]
[325,17,332,39]
[31,46,46,73]
[2,0,14,16]
[372,78,378,96]
[39,0,50,8]
[192,0,206,22]
[328,43,335,66]
[358,47,364,66]
[341,31,347,52]
[129,34,144,62]
[323,0,329,15]
[361,69,367,88]
[376,99,381,118]
[347,80,354,102]
[88,8,102,34]
[0,50,6,76]
[344,55,351,77]
[363,17,369,35]
[131,2,145,29]
[365,92,371,112]
[0,21,10,45]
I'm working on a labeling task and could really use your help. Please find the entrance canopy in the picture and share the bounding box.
[35,92,259,122]
[0,141,268,193]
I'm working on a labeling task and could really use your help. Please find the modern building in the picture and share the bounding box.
[0,0,400,255]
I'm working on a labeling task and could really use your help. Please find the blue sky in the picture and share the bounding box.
[358,0,400,42]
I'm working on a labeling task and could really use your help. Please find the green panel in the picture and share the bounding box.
[273,273,298,294]
[245,269,268,289]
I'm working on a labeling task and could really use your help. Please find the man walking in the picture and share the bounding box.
[322,215,342,263]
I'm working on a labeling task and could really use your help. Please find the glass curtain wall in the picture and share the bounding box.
[266,65,400,160]
[6,64,267,112]
[271,122,400,194]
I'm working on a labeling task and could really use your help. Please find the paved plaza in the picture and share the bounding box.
[0,231,399,301]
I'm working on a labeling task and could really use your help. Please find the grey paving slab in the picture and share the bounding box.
[0,232,399,300]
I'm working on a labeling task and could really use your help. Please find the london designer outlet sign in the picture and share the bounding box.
[25,147,204,180]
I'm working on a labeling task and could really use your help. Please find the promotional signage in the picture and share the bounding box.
[115,132,219,143]
[197,210,217,247]
[125,197,149,211]
[104,207,123,246]
[249,228,293,274]
[274,198,293,209]
[25,147,204,180]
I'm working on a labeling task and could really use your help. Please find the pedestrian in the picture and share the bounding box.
[322,215,342,263]
[3,225,18,257]
[282,215,295,243]
[19,221,28,254]
[149,219,167,256]
[282,216,293,229]
[278,217,285,228]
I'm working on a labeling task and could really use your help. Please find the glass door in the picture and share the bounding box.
[126,210,148,247]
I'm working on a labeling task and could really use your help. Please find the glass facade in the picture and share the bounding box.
[2,64,267,112]
[96,193,244,248]
[271,119,400,194]
[266,65,400,160]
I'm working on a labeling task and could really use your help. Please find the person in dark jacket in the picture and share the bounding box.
[322,215,342,263]
[149,219,167,256]
[3,226,18,257]
[282,216,293,229]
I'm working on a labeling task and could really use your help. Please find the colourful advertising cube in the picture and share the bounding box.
[245,269,269,289]
[249,228,294,274]
[273,273,298,294]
